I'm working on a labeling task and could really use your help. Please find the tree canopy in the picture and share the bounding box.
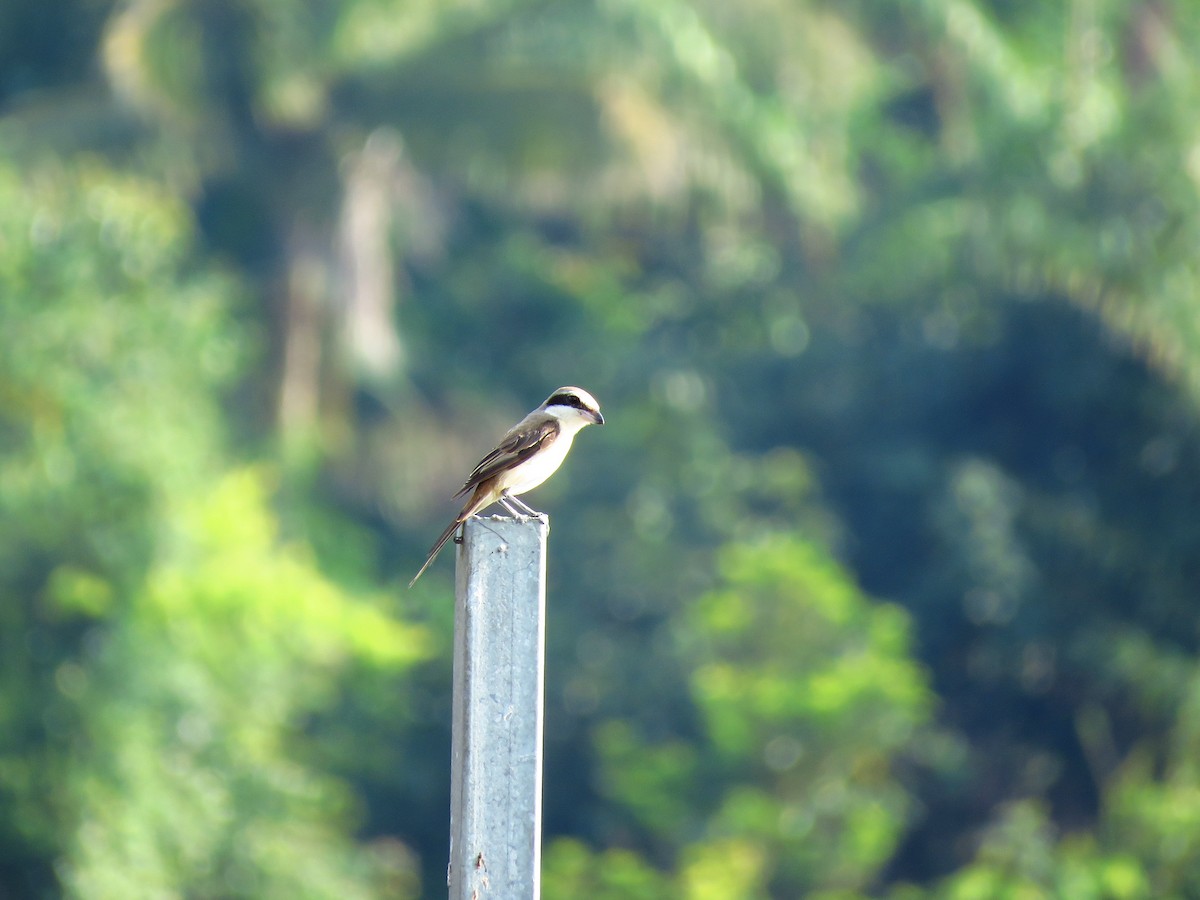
[3,1,1200,897]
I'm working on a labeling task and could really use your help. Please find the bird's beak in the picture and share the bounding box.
[591,410,606,426]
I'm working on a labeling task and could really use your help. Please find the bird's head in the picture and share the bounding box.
[542,386,605,427]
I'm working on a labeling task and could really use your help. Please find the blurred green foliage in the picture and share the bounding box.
[63,470,428,899]
[3,0,1200,897]
[0,158,239,893]
[561,536,932,896]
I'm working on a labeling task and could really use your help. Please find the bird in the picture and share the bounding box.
[409,386,605,586]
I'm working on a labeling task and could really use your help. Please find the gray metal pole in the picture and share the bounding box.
[449,515,548,900]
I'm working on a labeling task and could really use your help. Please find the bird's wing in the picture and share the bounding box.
[453,415,560,499]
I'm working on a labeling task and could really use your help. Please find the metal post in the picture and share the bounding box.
[449,515,548,900]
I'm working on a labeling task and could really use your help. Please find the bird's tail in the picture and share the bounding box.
[408,518,461,587]
[409,489,489,587]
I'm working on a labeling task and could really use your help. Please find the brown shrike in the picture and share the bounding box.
[409,386,604,586]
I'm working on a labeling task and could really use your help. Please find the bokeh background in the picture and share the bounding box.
[4,1,1200,897]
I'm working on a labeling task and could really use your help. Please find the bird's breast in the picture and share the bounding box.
[498,433,576,496]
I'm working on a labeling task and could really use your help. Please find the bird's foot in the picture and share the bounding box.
[500,492,542,519]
